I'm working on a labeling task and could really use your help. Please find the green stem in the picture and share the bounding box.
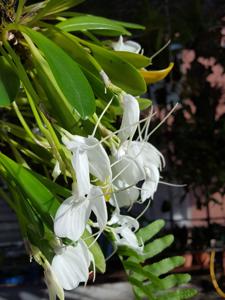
[15,0,25,23]
[12,101,40,144]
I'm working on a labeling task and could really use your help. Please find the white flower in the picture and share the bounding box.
[108,211,143,252]
[112,36,142,53]
[112,140,164,206]
[54,185,108,241]
[63,135,112,197]
[51,240,93,290]
[44,264,64,300]
[118,93,140,142]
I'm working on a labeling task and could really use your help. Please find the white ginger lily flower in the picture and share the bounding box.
[118,93,140,142]
[63,135,112,198]
[54,185,108,241]
[108,211,143,252]
[111,140,164,207]
[51,240,93,290]
[112,35,142,53]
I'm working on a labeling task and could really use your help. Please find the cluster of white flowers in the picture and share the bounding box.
[46,36,165,297]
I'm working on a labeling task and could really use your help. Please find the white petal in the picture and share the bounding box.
[112,36,142,53]
[54,196,90,241]
[128,141,163,170]
[72,149,91,197]
[141,165,159,202]
[51,244,90,290]
[113,179,139,207]
[86,136,112,182]
[118,94,140,142]
[112,154,144,186]
[62,135,86,151]
[89,186,108,231]
[116,226,140,249]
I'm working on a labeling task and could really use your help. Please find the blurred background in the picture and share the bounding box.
[1,0,225,299]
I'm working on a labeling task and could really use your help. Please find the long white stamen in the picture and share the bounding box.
[146,103,179,140]
[159,181,187,187]
[92,97,114,137]
[136,198,151,220]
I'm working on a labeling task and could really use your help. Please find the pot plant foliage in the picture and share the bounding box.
[0,1,197,299]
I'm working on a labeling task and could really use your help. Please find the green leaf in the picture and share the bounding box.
[28,0,85,22]
[137,219,165,243]
[21,26,95,120]
[113,51,151,68]
[156,288,198,300]
[85,42,146,95]
[144,256,185,277]
[143,235,174,260]
[0,153,60,228]
[113,20,145,30]
[57,15,131,36]
[0,56,20,106]
[82,230,106,273]
[160,274,191,290]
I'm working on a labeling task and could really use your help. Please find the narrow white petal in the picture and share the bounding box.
[89,186,108,230]
[54,197,90,241]
[72,149,91,197]
[86,136,112,182]
[141,166,159,202]
[118,94,140,142]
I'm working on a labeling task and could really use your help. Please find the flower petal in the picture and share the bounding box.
[113,179,139,207]
[72,149,91,197]
[112,36,141,53]
[89,186,108,231]
[54,196,90,241]
[141,165,159,202]
[86,136,112,182]
[51,243,90,290]
[118,94,140,142]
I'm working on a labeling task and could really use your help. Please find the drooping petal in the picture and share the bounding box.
[115,226,141,250]
[51,243,91,290]
[128,141,164,170]
[111,154,144,186]
[118,93,140,142]
[108,211,142,252]
[86,136,112,182]
[89,185,108,231]
[141,165,160,202]
[72,149,91,197]
[113,179,139,207]
[54,196,90,241]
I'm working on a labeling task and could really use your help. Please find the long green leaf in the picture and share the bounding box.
[57,15,131,36]
[0,56,20,106]
[113,51,151,68]
[21,26,95,120]
[0,153,60,226]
